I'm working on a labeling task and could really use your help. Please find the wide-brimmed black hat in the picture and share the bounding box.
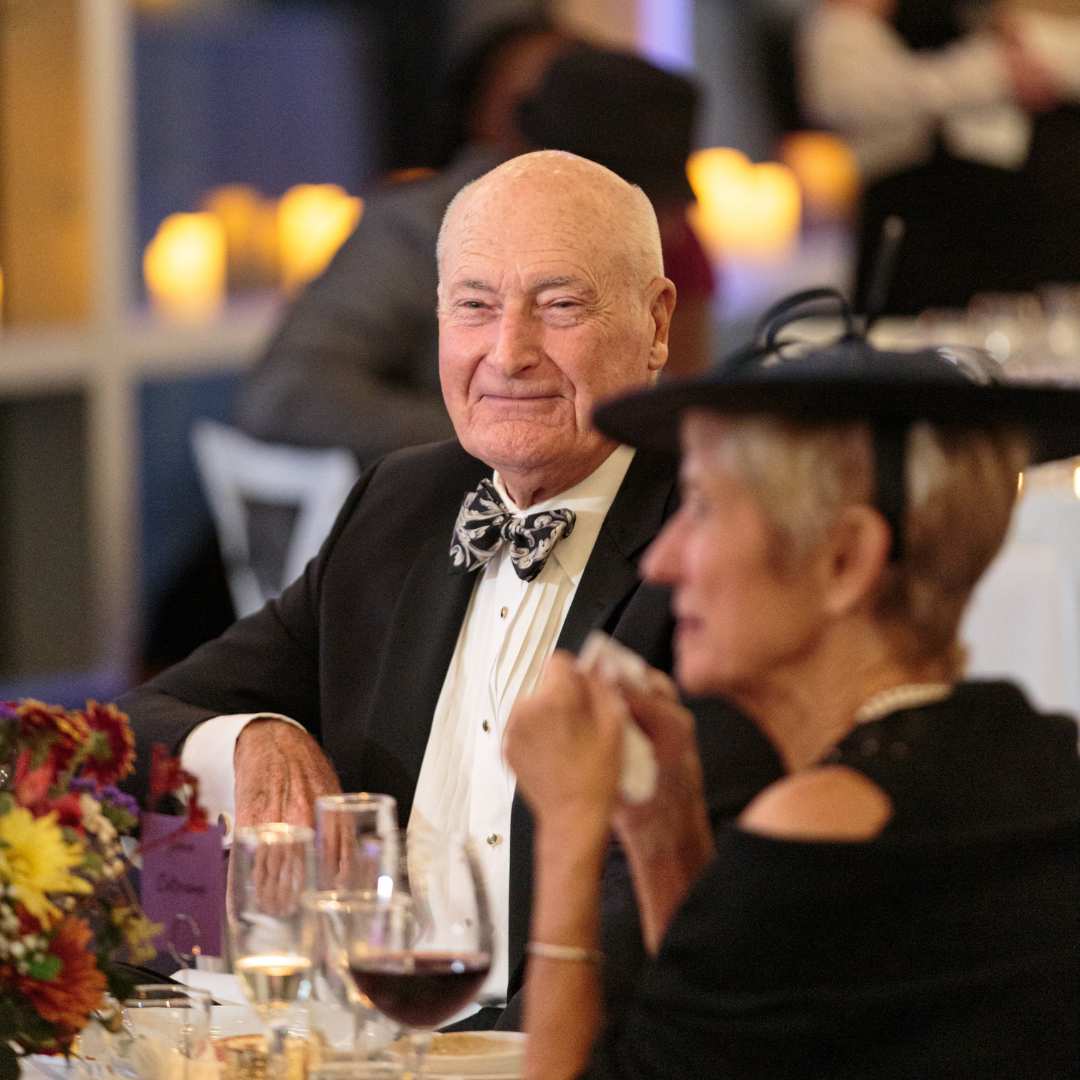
[596,289,1080,464]
[595,288,1080,557]
[516,44,699,204]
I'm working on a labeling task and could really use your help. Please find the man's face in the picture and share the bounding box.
[438,178,673,504]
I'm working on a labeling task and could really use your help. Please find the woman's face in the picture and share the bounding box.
[641,413,831,698]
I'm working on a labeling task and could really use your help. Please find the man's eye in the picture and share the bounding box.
[459,300,487,309]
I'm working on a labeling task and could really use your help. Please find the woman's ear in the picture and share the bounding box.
[820,504,892,618]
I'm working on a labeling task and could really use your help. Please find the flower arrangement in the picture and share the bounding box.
[0,699,197,1078]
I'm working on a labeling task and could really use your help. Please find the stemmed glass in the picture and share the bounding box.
[303,889,397,1063]
[335,833,494,1079]
[314,792,399,892]
[310,793,400,1058]
[114,985,212,1079]
[229,822,316,1079]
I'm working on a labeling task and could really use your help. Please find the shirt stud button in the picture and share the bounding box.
[486,833,502,847]
[499,606,509,619]
[481,719,491,733]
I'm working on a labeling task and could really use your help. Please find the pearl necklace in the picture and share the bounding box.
[854,682,954,726]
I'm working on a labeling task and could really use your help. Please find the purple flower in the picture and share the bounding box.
[71,776,139,816]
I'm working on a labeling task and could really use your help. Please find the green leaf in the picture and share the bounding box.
[25,953,61,981]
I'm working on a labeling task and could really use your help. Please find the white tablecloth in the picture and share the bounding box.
[962,462,1080,722]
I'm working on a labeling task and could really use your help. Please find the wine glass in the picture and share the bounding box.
[115,985,212,1079]
[229,822,316,1079]
[341,834,494,1079]
[302,889,399,1063]
[314,792,399,892]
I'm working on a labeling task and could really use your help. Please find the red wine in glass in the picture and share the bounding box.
[349,951,491,1028]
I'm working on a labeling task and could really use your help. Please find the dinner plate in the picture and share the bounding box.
[388,1030,526,1077]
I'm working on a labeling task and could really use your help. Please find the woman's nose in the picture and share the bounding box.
[640,514,683,585]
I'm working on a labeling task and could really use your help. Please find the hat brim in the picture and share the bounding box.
[594,373,1080,465]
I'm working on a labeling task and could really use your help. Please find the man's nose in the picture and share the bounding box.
[488,309,541,376]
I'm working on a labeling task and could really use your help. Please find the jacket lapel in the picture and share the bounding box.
[507,449,678,997]
[359,454,486,824]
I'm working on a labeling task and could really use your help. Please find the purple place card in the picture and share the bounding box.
[140,812,226,960]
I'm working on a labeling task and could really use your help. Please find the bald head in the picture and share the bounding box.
[435,149,676,506]
[437,150,663,293]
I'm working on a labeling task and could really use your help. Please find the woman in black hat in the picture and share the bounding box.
[504,291,1080,1079]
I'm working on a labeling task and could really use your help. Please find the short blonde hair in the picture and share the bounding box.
[709,415,1030,667]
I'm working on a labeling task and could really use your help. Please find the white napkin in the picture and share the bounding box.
[173,968,248,1006]
[577,632,659,804]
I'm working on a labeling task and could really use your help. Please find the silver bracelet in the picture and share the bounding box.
[526,941,603,964]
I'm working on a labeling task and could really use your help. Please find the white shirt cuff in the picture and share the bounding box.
[179,712,305,844]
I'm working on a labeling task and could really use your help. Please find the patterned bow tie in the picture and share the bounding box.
[450,478,576,582]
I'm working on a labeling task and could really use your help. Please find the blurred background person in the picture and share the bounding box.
[797,0,1080,314]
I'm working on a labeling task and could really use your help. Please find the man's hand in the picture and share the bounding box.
[233,718,341,829]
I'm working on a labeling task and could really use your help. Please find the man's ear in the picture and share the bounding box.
[647,277,678,378]
[820,504,893,618]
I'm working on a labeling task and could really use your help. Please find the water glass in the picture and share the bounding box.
[302,889,399,1063]
[229,822,316,1079]
[314,792,399,892]
[116,984,212,1079]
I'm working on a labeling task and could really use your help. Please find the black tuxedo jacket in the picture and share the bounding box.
[121,439,781,1010]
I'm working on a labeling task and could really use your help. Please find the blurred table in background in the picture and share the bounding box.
[962,461,1080,723]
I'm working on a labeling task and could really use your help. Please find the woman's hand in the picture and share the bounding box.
[614,672,709,844]
[614,672,715,954]
[504,650,627,834]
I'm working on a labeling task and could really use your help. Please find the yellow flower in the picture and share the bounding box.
[0,808,91,925]
[111,905,162,966]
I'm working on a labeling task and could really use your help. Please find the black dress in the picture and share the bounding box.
[582,681,1080,1079]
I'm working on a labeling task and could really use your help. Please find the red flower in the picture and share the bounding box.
[13,748,55,814]
[79,702,135,786]
[47,792,86,832]
[19,917,106,1041]
[141,746,212,853]
[15,700,89,774]
[183,776,210,833]
[149,743,195,808]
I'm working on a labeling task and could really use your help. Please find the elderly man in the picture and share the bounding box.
[121,151,780,1023]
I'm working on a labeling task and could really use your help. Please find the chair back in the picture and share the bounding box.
[191,420,358,617]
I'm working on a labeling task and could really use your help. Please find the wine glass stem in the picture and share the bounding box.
[409,1029,433,1079]
[267,1017,291,1080]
